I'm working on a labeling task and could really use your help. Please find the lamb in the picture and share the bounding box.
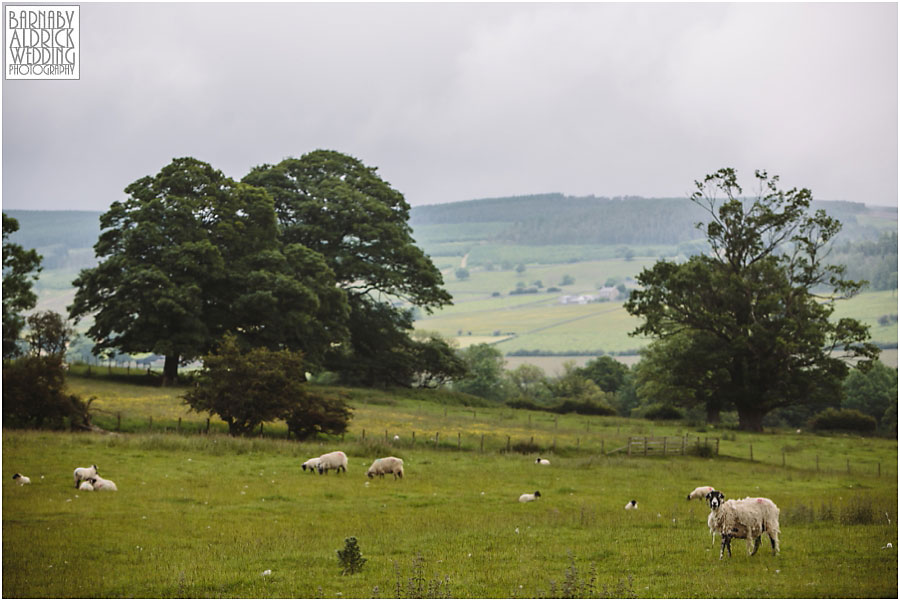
[366,456,404,479]
[535,457,551,465]
[706,490,780,559]
[12,473,31,485]
[88,476,117,491]
[624,500,637,510]
[316,451,348,474]
[79,480,94,491]
[301,457,321,473]
[519,491,541,503]
[687,485,715,501]
[73,465,98,489]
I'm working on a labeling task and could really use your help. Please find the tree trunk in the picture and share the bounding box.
[706,404,721,424]
[736,406,765,432]
[162,355,179,386]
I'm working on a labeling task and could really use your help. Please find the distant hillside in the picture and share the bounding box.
[4,210,102,271]
[410,194,890,247]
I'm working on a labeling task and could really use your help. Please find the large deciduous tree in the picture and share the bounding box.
[3,213,42,358]
[625,168,878,431]
[243,150,452,383]
[69,157,348,385]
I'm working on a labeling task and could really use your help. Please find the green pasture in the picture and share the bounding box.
[62,375,896,479]
[3,426,896,599]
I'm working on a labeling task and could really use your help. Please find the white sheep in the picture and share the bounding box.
[687,485,715,501]
[535,457,551,465]
[12,473,31,485]
[89,476,117,491]
[78,480,94,491]
[519,491,541,503]
[706,490,780,559]
[301,457,321,473]
[73,465,98,489]
[624,500,637,510]
[366,456,404,479]
[316,451,348,474]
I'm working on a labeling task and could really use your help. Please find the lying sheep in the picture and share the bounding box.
[535,457,550,466]
[624,500,637,510]
[687,485,715,501]
[519,491,541,503]
[12,473,30,485]
[88,476,117,491]
[317,451,348,474]
[367,456,404,479]
[78,480,94,491]
[706,490,780,559]
[73,465,98,489]
[301,457,321,473]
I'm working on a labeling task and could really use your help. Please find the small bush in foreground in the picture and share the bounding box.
[336,536,367,575]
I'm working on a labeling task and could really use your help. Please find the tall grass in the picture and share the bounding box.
[3,429,897,598]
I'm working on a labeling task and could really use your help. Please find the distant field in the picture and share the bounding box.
[418,256,897,355]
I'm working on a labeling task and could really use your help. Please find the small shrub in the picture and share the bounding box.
[336,536,367,575]
[392,552,452,598]
[689,442,715,458]
[809,408,877,433]
[511,441,542,454]
[839,499,877,525]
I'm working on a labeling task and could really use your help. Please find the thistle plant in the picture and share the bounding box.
[337,536,367,575]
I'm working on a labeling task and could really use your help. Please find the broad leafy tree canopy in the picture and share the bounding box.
[625,168,878,431]
[243,150,451,311]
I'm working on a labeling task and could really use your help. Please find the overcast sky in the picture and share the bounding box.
[2,2,897,211]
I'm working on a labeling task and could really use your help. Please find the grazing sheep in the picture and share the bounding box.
[366,456,404,479]
[687,485,715,501]
[12,473,31,485]
[706,490,780,559]
[519,491,541,503]
[78,480,94,491]
[301,457,321,473]
[316,451,348,474]
[89,476,117,492]
[624,500,637,510]
[535,457,551,465]
[73,465,98,489]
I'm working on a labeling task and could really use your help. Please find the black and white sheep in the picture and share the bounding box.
[73,465,98,489]
[12,473,31,485]
[706,490,780,559]
[624,499,637,510]
[316,451,348,474]
[88,476,118,491]
[535,457,551,465]
[519,491,541,503]
[366,456,404,479]
[301,457,321,473]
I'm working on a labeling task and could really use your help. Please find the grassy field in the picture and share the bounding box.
[3,424,896,599]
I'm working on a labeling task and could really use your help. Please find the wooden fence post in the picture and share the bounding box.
[362,429,366,441]
[507,435,511,452]
[412,431,416,445]
[435,432,439,449]
[716,438,719,456]
[385,430,388,443]
[627,437,632,456]
[177,417,181,433]
[458,432,461,450]
[878,462,881,477]
[206,418,210,434]
[816,455,819,472]
[530,435,534,446]
[663,437,668,455]
[576,437,580,450]
[782,450,785,468]
[681,436,685,455]
[643,436,648,456]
